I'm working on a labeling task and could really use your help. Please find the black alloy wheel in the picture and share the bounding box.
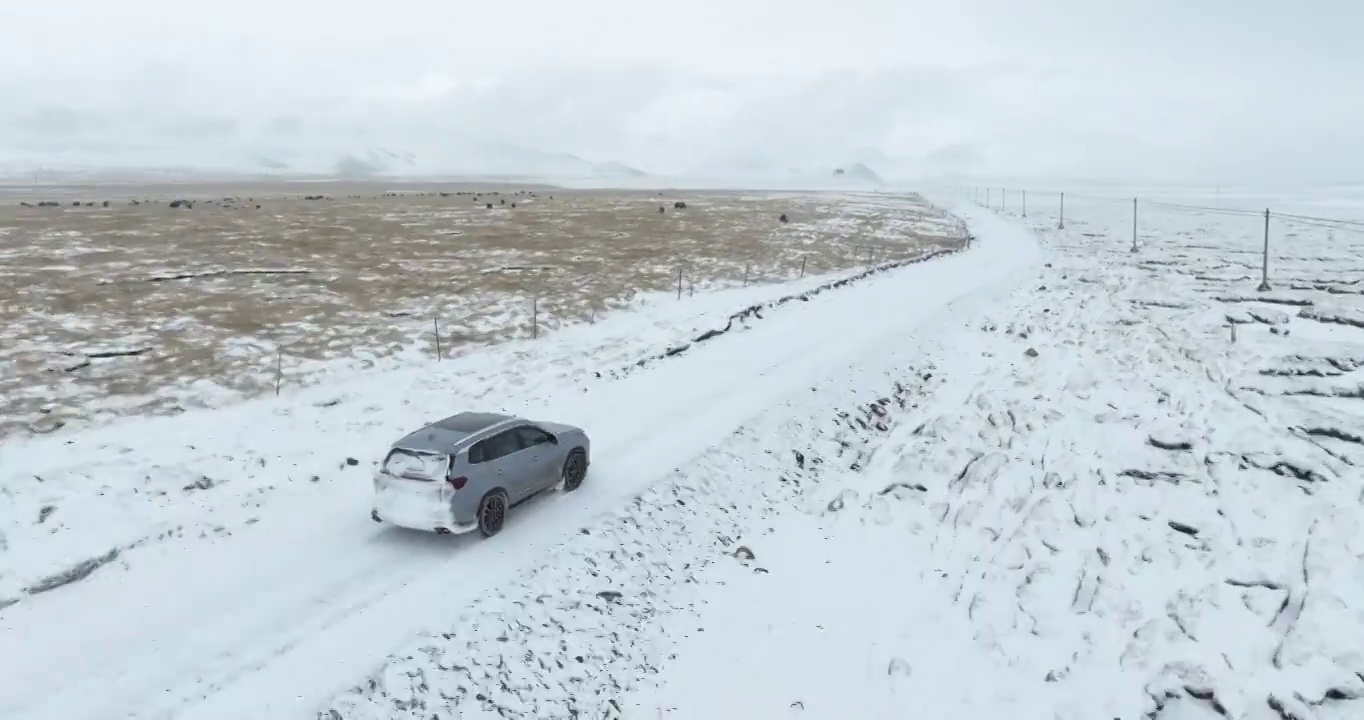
[478,492,507,537]
[562,451,588,492]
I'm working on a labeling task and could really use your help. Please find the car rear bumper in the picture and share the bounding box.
[372,496,477,535]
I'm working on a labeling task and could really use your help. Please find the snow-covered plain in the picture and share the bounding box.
[608,194,1364,720]
[4,188,1362,720]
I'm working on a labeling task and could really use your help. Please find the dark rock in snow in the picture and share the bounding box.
[879,481,928,495]
[1168,520,1199,537]
[183,476,214,491]
[1148,435,1193,451]
[1120,468,1185,484]
[25,548,121,595]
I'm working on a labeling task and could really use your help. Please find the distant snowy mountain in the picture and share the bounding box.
[331,149,418,177]
[1,136,916,189]
[255,143,647,181]
[654,156,893,190]
[0,140,652,183]
[592,161,649,179]
[833,162,885,184]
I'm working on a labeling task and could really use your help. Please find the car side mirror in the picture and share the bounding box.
[547,433,559,445]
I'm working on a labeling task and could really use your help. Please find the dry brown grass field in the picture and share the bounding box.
[0,181,965,438]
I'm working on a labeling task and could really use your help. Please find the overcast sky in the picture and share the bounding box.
[1,0,1359,183]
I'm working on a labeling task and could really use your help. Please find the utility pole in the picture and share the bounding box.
[1058,192,1065,229]
[1130,198,1139,252]
[1022,190,1027,217]
[1258,209,1272,291]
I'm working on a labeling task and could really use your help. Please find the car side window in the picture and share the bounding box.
[482,430,522,461]
[468,442,487,464]
[515,426,553,449]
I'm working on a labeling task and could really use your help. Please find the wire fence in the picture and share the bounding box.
[955,185,1364,292]
[248,241,945,396]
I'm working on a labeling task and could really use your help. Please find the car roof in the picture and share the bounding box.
[432,411,516,433]
[392,411,520,454]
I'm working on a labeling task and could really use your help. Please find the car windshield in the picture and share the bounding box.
[382,449,449,481]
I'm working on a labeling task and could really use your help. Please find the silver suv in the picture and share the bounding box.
[371,411,591,537]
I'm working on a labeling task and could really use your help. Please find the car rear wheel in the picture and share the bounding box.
[561,450,588,492]
[478,491,508,537]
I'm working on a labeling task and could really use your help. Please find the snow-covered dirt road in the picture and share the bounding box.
[0,197,1026,720]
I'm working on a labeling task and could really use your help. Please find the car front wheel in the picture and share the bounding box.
[561,450,588,492]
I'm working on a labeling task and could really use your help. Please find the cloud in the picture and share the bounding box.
[0,0,1358,184]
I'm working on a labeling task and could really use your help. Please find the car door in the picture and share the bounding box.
[477,429,530,500]
[513,425,559,493]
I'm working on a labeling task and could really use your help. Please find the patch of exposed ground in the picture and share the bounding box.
[0,185,963,438]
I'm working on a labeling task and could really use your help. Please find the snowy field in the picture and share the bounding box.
[609,193,1364,720]
[2,187,1362,720]
[0,186,961,438]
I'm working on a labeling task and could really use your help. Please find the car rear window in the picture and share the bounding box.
[383,449,448,480]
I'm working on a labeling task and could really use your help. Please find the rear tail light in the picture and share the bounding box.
[447,476,468,491]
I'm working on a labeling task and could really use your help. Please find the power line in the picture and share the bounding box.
[1276,214,1364,236]
[1143,199,1262,217]
[1066,192,1131,203]
[969,185,1364,231]
[1273,211,1364,228]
